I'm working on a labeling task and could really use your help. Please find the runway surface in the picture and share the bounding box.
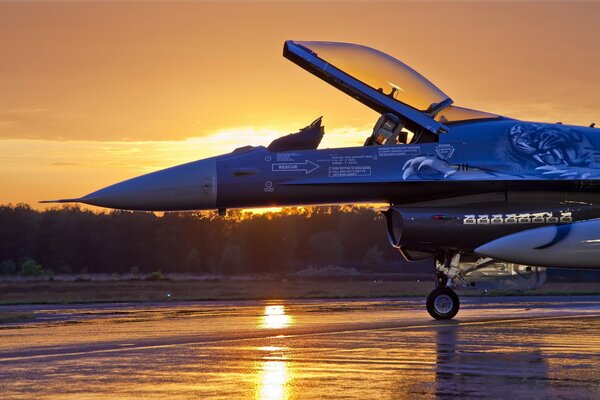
[1,296,600,399]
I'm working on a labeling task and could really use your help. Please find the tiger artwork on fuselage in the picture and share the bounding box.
[506,123,600,178]
[403,122,600,181]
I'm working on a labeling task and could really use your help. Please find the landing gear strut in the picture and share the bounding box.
[427,250,462,320]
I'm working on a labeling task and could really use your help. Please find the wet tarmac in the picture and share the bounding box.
[1,296,600,399]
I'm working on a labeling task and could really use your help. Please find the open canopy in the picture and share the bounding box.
[284,40,451,136]
[294,41,449,114]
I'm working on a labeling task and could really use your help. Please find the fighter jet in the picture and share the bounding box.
[43,41,600,319]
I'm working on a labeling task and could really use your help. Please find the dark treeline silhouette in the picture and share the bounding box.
[2,203,597,282]
[0,204,422,275]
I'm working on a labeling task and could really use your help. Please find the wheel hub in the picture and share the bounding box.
[434,294,453,315]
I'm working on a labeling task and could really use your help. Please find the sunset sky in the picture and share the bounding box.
[2,1,600,208]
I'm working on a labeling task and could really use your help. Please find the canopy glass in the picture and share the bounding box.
[296,41,449,113]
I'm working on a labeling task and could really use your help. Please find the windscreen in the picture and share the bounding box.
[435,106,500,123]
[297,41,449,113]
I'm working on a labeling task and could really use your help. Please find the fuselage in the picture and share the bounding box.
[77,118,600,212]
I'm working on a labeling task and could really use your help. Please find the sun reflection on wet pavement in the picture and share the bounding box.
[1,297,600,399]
[256,359,290,400]
[257,305,292,400]
[260,305,292,330]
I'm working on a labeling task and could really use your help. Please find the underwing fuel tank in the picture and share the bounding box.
[476,219,600,269]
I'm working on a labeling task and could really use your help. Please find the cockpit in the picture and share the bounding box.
[283,40,502,146]
[366,106,500,146]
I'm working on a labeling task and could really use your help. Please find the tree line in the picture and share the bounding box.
[0,204,420,276]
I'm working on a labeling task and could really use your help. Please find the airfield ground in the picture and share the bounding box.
[1,296,599,399]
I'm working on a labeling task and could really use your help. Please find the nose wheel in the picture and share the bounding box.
[426,287,460,320]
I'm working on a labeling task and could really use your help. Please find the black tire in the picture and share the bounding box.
[426,287,460,320]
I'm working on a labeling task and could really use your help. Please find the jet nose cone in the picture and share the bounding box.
[80,158,217,211]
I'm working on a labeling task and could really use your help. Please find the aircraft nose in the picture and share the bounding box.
[79,157,218,211]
